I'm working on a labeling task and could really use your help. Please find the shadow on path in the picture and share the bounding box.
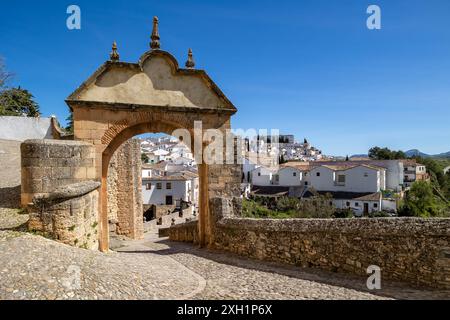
[117,237,450,300]
[0,185,21,209]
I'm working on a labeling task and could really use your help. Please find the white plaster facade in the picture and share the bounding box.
[308,165,386,193]
[142,176,194,206]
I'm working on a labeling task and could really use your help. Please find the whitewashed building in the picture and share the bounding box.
[142,173,198,207]
[251,167,275,186]
[308,164,386,193]
[273,167,303,186]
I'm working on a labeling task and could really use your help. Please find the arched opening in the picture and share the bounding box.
[98,121,209,251]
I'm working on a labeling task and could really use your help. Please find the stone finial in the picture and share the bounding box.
[110,41,120,62]
[185,48,195,69]
[150,16,160,49]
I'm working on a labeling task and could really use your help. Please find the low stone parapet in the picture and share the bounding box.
[168,220,198,244]
[170,214,450,289]
[28,181,101,250]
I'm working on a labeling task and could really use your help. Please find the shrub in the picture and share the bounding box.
[333,208,354,219]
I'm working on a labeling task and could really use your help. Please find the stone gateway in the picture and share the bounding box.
[21,17,242,252]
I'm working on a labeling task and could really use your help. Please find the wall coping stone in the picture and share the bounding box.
[216,217,450,237]
[170,220,198,229]
[34,180,101,204]
[23,139,93,146]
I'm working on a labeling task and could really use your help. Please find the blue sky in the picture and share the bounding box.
[1,0,449,155]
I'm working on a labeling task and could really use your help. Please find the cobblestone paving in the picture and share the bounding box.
[118,234,450,300]
[0,165,448,300]
[1,215,449,300]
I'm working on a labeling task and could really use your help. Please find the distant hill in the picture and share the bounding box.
[434,151,450,158]
[405,149,430,158]
[350,154,369,159]
[405,149,450,159]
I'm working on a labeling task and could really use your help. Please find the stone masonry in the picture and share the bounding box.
[107,139,143,239]
[28,181,100,249]
[21,139,96,206]
[169,197,450,289]
[21,139,100,249]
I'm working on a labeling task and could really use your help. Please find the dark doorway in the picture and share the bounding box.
[166,195,173,205]
[364,203,369,215]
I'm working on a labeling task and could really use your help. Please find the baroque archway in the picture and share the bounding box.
[66,17,240,251]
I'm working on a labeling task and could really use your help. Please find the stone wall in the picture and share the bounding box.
[28,181,100,249]
[21,139,96,206]
[107,139,143,239]
[21,139,100,249]
[170,198,450,289]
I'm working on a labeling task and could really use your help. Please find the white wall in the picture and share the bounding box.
[309,166,382,193]
[382,199,397,212]
[142,179,189,205]
[142,169,153,178]
[251,167,272,186]
[242,159,258,183]
[308,166,335,191]
[0,116,53,141]
[370,160,403,191]
[333,199,381,215]
[278,167,302,186]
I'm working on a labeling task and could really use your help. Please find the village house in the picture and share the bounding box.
[401,159,429,188]
[142,172,199,213]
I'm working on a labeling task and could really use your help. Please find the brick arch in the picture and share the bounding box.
[100,111,197,146]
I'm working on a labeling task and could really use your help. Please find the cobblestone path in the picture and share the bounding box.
[1,222,449,299]
[0,163,448,300]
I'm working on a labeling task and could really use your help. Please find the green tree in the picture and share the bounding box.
[399,181,443,217]
[0,87,40,117]
[141,153,149,163]
[369,146,405,160]
[65,111,74,133]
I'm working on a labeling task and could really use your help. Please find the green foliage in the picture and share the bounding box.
[333,208,354,218]
[278,154,287,164]
[141,152,150,163]
[414,156,450,201]
[368,146,405,160]
[243,194,335,219]
[368,211,393,218]
[399,181,449,217]
[65,111,74,133]
[0,87,40,117]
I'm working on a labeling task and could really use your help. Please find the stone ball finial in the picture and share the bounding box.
[185,48,195,69]
[150,16,160,49]
[110,41,120,62]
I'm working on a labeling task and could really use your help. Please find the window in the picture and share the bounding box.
[337,175,346,183]
[305,181,308,186]
[156,182,162,190]
[374,203,378,208]
[355,202,359,207]
[316,172,320,177]
[146,183,151,190]
[364,172,368,177]
[258,172,261,176]
[293,172,297,177]
[148,171,151,177]
[166,183,172,190]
